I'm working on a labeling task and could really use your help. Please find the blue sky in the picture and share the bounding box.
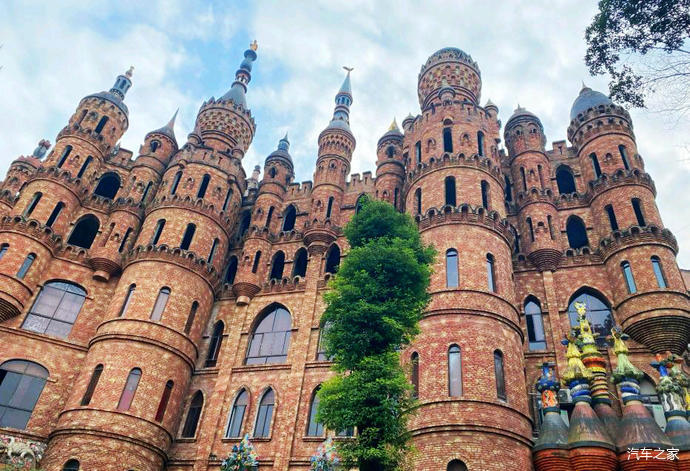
[2,0,690,266]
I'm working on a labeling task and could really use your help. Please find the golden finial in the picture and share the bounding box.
[250,40,258,51]
[388,118,399,132]
[125,66,134,78]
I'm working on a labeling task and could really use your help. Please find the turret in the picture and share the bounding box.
[375,119,404,209]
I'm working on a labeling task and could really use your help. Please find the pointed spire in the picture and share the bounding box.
[110,67,134,100]
[278,132,290,152]
[324,67,353,133]
[339,66,353,96]
[266,133,293,169]
[221,41,259,108]
[388,118,399,132]
[149,109,178,144]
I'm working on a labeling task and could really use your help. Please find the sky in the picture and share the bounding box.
[1,0,689,266]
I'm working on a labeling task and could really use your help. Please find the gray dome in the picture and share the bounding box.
[570,86,612,120]
[325,117,351,132]
[421,47,479,74]
[84,91,129,115]
[505,105,543,131]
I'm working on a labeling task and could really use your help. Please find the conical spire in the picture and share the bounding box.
[221,41,259,108]
[149,109,178,144]
[278,132,289,151]
[266,133,293,169]
[110,66,134,100]
[388,118,400,133]
[324,67,354,133]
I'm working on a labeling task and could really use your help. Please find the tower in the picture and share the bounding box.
[375,119,404,210]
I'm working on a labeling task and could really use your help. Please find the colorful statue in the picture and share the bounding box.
[310,437,340,470]
[221,434,259,471]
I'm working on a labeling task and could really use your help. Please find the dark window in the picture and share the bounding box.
[197,174,210,199]
[394,188,399,209]
[225,389,248,438]
[180,223,196,250]
[292,248,308,278]
[252,251,262,274]
[141,181,153,203]
[155,380,174,422]
[605,205,619,231]
[67,215,100,249]
[527,217,535,242]
[170,171,182,196]
[316,322,331,361]
[494,350,506,400]
[337,427,355,437]
[117,368,141,411]
[547,215,555,240]
[307,386,324,436]
[651,256,667,288]
[184,301,199,335]
[24,192,42,218]
[77,156,93,179]
[590,153,602,178]
[619,145,631,170]
[93,172,121,200]
[445,176,456,206]
[326,197,334,219]
[119,284,135,317]
[246,305,292,365]
[208,238,219,264]
[411,352,419,399]
[151,219,165,245]
[355,195,366,214]
[447,459,468,471]
[325,244,340,274]
[525,298,546,350]
[205,321,224,367]
[225,256,238,284]
[81,364,103,406]
[446,249,458,288]
[477,131,485,156]
[265,206,274,228]
[632,198,646,226]
[486,253,496,293]
[270,251,285,280]
[118,227,132,253]
[150,140,160,153]
[443,127,453,153]
[386,146,395,158]
[22,281,85,338]
[254,389,275,438]
[566,216,589,249]
[283,205,297,231]
[62,459,80,471]
[16,253,35,279]
[414,188,422,215]
[520,167,527,192]
[94,116,109,134]
[0,244,8,260]
[448,345,462,397]
[222,188,233,211]
[150,287,170,321]
[556,166,576,194]
[481,180,490,209]
[568,290,613,347]
[57,145,72,168]
[622,261,637,294]
[504,175,513,202]
[537,165,545,188]
[181,391,203,438]
[239,211,251,237]
[415,141,422,164]
[0,360,48,429]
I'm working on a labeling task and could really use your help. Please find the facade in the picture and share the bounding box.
[0,43,689,471]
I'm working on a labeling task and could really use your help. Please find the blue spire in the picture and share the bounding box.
[221,41,258,108]
[326,67,353,132]
[278,132,289,151]
[110,66,133,100]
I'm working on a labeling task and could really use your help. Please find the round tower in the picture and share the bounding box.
[403,48,532,470]
[375,119,404,209]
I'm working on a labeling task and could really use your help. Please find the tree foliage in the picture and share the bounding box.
[585,0,690,108]
[317,197,434,471]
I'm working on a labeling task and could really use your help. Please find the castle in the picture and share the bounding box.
[1,42,690,471]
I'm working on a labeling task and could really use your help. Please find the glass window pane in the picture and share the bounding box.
[448,348,462,397]
[45,320,73,339]
[0,408,31,429]
[0,372,20,405]
[22,315,49,334]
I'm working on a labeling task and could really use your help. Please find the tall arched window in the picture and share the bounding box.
[448,345,462,397]
[252,251,262,274]
[270,251,285,280]
[394,187,399,209]
[225,389,249,438]
[306,386,324,436]
[16,253,35,279]
[205,321,225,367]
[568,289,613,347]
[443,127,453,153]
[526,217,535,242]
[181,391,203,438]
[225,256,238,284]
[621,261,637,294]
[141,181,153,203]
[282,205,297,231]
[197,174,210,199]
[547,215,555,240]
[62,459,80,471]
[486,253,496,292]
[537,165,545,188]
[57,145,72,168]
[494,350,506,400]
[118,227,133,253]
[155,380,174,422]
[525,298,546,350]
[0,360,48,429]
[184,301,199,335]
[208,238,219,264]
[414,188,422,215]
[445,176,456,206]
[411,352,419,399]
[24,192,42,218]
[150,140,160,153]
[446,249,458,288]
[81,364,103,406]
[117,368,142,411]
[222,188,233,212]
[619,145,631,170]
[94,116,109,134]
[67,214,100,249]
[590,153,602,178]
[604,204,619,231]
[170,171,182,195]
[632,198,646,226]
[504,175,513,202]
[566,216,589,249]
[150,287,170,321]
[151,219,165,245]
[239,211,251,238]
[77,156,92,178]
[265,206,275,228]
[22,281,86,338]
[651,256,667,288]
[477,131,485,156]
[254,388,275,438]
[481,180,490,209]
[447,459,468,471]
[119,284,136,317]
[415,141,422,164]
[180,223,196,250]
[316,322,331,361]
[556,165,576,194]
[355,195,366,214]
[520,167,527,192]
[93,172,121,200]
[326,197,335,219]
[292,248,308,278]
[246,305,292,365]
[325,244,340,274]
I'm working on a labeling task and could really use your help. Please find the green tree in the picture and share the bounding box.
[585,0,690,109]
[317,197,434,471]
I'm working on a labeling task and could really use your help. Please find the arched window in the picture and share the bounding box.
[486,253,496,292]
[270,251,285,280]
[141,181,153,203]
[208,238,220,264]
[184,301,199,335]
[394,187,399,209]
[22,281,86,338]
[117,368,141,411]
[62,459,80,471]
[252,251,262,274]
[77,156,93,179]
[447,459,468,471]
[225,389,249,438]
[44,202,64,228]
[150,140,160,153]
[93,172,121,200]
[118,227,133,253]
[525,298,546,350]
[448,345,462,397]
[205,321,224,367]
[443,127,453,153]
[494,350,506,400]
[16,253,35,279]
[651,256,667,288]
[57,145,72,168]
[326,197,335,219]
[307,386,324,436]
[155,380,174,422]
[197,174,211,198]
[414,188,422,215]
[180,223,196,251]
[555,165,576,194]
[24,192,42,217]
[537,165,545,188]
[481,180,490,209]
[316,322,331,361]
[446,249,458,288]
[504,175,513,202]
[170,171,182,196]
[282,205,297,231]
[0,360,48,429]
[520,167,527,192]
[151,219,165,245]
[566,216,589,249]
[547,215,555,240]
[67,215,100,249]
[81,364,103,406]
[254,388,275,438]
[118,284,136,317]
[246,305,292,365]
[411,352,419,399]
[0,244,8,260]
[225,256,238,284]
[386,145,395,158]
[325,244,340,274]
[590,153,602,178]
[621,261,637,294]
[94,116,109,134]
[526,217,535,242]
[445,177,456,206]
[568,289,613,347]
[356,195,366,214]
[222,189,233,212]
[477,131,485,156]
[604,204,619,231]
[181,391,203,438]
[619,145,631,170]
[415,141,422,164]
[265,206,275,228]
[150,287,170,321]
[632,198,646,226]
[239,211,251,237]
[292,248,308,278]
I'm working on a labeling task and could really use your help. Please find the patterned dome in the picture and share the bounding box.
[417,47,482,108]
[570,85,612,120]
[421,47,479,74]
